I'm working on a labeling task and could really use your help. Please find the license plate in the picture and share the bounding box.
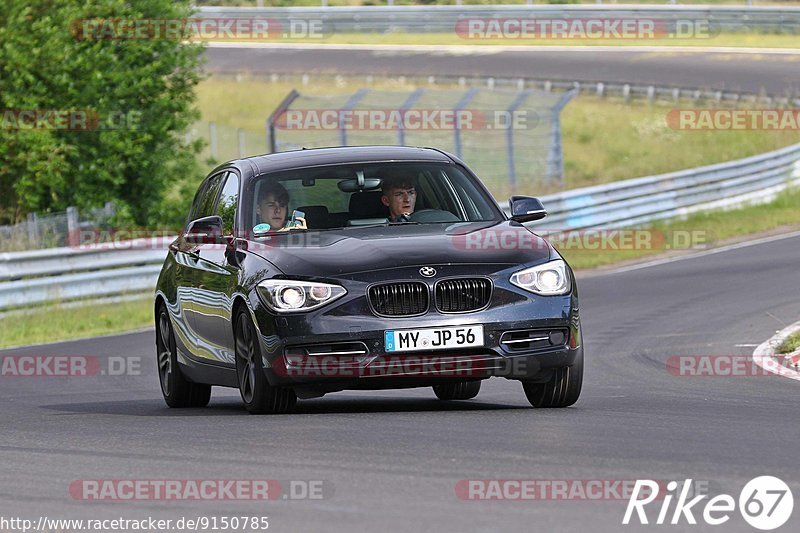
[384,325,484,353]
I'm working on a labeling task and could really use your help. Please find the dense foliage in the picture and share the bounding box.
[0,0,204,226]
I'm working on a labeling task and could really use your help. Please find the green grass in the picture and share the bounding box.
[559,99,800,192]
[560,187,800,270]
[0,297,153,349]
[779,331,800,354]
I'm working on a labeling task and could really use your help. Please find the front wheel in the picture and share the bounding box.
[522,349,583,408]
[234,309,297,415]
[156,304,211,408]
[433,380,481,400]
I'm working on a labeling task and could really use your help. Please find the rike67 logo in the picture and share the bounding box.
[624,477,794,530]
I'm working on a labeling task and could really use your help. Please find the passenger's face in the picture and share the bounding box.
[258,194,287,230]
[383,187,416,219]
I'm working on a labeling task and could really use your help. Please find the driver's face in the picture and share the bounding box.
[383,187,416,220]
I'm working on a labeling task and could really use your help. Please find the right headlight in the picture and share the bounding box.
[509,259,571,296]
[257,279,347,313]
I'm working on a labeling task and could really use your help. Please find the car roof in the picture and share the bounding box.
[224,146,456,177]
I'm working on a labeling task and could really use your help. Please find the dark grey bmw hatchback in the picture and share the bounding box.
[155,146,583,414]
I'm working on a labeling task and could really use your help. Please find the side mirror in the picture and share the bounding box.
[509,196,547,223]
[184,215,224,244]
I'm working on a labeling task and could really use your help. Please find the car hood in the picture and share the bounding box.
[246,220,552,278]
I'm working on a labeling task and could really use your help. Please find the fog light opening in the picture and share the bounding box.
[548,331,566,346]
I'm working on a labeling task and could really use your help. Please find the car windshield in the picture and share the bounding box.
[243,162,501,234]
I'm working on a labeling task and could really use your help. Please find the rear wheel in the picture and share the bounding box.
[156,304,211,408]
[522,349,583,408]
[433,381,481,400]
[235,309,297,414]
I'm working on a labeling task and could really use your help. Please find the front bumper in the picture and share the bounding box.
[248,282,582,391]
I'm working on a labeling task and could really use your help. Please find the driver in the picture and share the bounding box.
[381,174,417,222]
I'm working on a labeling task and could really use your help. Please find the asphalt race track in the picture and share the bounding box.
[204,45,800,96]
[2,233,798,532]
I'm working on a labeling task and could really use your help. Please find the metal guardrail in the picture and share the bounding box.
[1,142,798,310]
[0,242,171,311]
[197,5,800,33]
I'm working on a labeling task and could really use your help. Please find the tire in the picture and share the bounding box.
[156,304,212,408]
[433,380,481,400]
[522,349,583,408]
[234,309,297,415]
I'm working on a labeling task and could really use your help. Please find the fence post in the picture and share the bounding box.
[546,89,579,186]
[266,90,301,154]
[238,129,246,158]
[26,212,39,248]
[66,206,79,248]
[452,87,479,159]
[397,88,425,146]
[504,90,533,196]
[209,122,218,159]
[339,89,369,147]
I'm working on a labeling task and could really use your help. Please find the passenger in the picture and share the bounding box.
[381,174,417,222]
[256,182,306,231]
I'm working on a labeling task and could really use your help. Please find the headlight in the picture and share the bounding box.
[510,260,571,296]
[257,280,346,313]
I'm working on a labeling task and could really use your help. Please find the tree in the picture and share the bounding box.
[0,0,204,226]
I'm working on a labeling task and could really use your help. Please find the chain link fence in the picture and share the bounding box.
[0,204,115,253]
[264,86,576,197]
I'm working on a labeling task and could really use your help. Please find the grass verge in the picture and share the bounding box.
[779,331,800,354]
[0,297,153,349]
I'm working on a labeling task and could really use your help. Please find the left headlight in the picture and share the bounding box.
[510,259,571,296]
[257,280,347,313]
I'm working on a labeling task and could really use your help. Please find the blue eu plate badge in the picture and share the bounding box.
[384,331,395,351]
